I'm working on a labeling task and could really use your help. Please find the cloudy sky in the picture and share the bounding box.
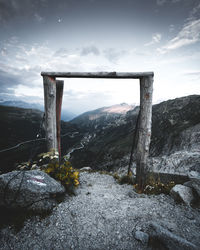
[0,0,200,114]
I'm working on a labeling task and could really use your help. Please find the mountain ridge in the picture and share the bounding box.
[1,95,200,175]
[0,100,76,121]
[69,95,200,171]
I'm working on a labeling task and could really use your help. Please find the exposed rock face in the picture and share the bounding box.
[0,170,65,212]
[148,151,200,176]
[1,95,200,175]
[150,96,200,156]
[69,95,200,171]
[170,184,194,206]
[0,105,82,173]
[71,103,134,131]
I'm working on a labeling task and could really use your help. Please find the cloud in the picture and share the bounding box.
[63,89,114,114]
[156,0,181,6]
[80,45,100,56]
[0,39,107,102]
[169,24,175,32]
[0,0,47,24]
[103,48,126,63]
[145,33,162,46]
[34,13,44,23]
[188,2,200,21]
[158,19,200,53]
[54,48,69,57]
[0,68,21,94]
[184,71,200,77]
[156,0,166,6]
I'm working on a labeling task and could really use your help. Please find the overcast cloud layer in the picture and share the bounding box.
[0,0,199,114]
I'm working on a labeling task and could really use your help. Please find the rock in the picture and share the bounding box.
[149,222,198,250]
[0,170,65,212]
[188,171,200,196]
[148,151,200,178]
[127,190,138,198]
[31,164,40,170]
[134,230,149,245]
[80,167,92,171]
[183,181,193,188]
[188,171,200,183]
[0,171,200,249]
[170,184,194,206]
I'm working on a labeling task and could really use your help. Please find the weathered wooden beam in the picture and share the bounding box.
[136,76,153,190]
[56,80,64,160]
[43,76,57,153]
[41,71,154,79]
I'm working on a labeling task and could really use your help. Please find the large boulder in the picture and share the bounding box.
[148,222,197,250]
[170,184,194,206]
[0,170,65,212]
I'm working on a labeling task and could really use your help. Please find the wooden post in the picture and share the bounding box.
[43,75,57,153]
[136,76,153,190]
[56,80,64,160]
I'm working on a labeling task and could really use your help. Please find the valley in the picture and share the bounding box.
[1,95,200,177]
[0,95,200,250]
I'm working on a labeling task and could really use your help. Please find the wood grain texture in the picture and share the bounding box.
[56,80,64,159]
[136,76,153,190]
[41,71,154,79]
[43,76,57,152]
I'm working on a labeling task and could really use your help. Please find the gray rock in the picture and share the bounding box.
[188,171,200,183]
[148,151,200,177]
[80,166,92,171]
[127,190,138,198]
[149,222,198,250]
[183,181,193,188]
[0,172,200,249]
[134,230,149,245]
[188,171,200,197]
[170,184,194,206]
[0,170,65,212]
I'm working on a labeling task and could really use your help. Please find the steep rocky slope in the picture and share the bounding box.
[69,95,200,173]
[71,103,134,131]
[1,95,200,175]
[0,106,81,173]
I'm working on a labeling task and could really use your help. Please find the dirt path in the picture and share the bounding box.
[0,172,199,249]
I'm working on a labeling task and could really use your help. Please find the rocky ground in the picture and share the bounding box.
[0,171,199,250]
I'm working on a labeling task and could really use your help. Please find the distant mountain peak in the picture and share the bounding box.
[102,103,134,114]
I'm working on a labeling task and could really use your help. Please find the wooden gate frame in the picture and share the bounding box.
[41,71,154,189]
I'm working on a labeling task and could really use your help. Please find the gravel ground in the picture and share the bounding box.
[0,172,200,250]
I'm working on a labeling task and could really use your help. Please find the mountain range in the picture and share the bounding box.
[0,100,76,121]
[0,95,200,176]
[69,95,200,174]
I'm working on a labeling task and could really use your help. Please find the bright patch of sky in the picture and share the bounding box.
[0,0,199,114]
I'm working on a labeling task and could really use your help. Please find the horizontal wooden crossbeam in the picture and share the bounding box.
[41,71,154,79]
